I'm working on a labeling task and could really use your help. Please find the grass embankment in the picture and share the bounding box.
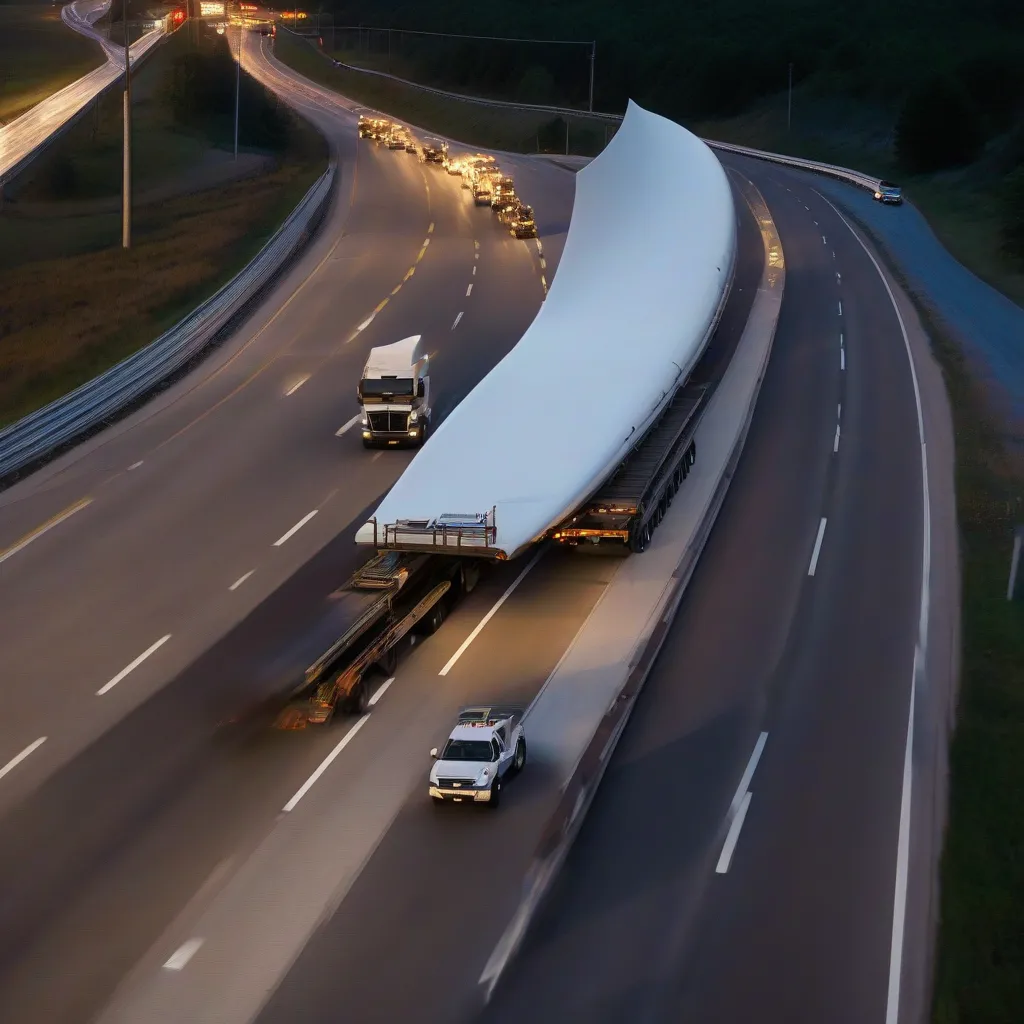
[0,22,327,427]
[915,309,1024,1022]
[274,30,613,155]
[0,2,105,124]
[693,97,1024,311]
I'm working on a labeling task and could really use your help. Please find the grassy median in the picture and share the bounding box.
[273,30,612,156]
[0,1,105,124]
[0,22,327,427]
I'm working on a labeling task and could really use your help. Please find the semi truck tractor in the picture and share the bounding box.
[357,335,432,448]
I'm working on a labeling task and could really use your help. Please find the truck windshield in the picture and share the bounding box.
[360,378,415,398]
[441,739,496,762]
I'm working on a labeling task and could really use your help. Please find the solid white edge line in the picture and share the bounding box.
[0,737,47,781]
[808,517,827,576]
[283,715,370,812]
[466,283,473,297]
[716,791,753,874]
[97,635,172,695]
[727,731,768,818]
[273,509,318,547]
[816,193,930,1024]
[438,548,544,676]
[369,677,394,706]
[229,570,255,591]
[336,413,362,436]
[164,937,204,971]
[0,498,92,566]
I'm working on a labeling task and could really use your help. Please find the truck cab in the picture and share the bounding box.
[357,335,432,448]
[429,706,526,807]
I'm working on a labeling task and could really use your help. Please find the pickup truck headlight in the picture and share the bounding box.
[360,414,368,427]
[409,410,418,423]
[475,766,494,786]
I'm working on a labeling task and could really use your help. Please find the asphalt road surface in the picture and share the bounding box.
[0,46,931,1024]
[475,157,925,1024]
[0,45,566,1024]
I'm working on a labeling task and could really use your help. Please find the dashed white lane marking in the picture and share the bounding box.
[439,548,544,676]
[452,312,464,330]
[422,238,430,247]
[808,518,828,576]
[97,635,172,696]
[716,793,752,873]
[285,376,309,396]
[837,272,842,284]
[838,301,843,316]
[164,938,204,971]
[336,414,361,436]
[229,570,255,591]
[840,332,844,347]
[283,715,370,812]
[0,737,47,782]
[822,234,827,244]
[273,510,318,547]
[472,265,477,275]
[834,425,841,453]
[466,283,473,297]
[128,461,143,470]
[474,252,479,260]
[474,240,480,250]
[428,222,434,233]
[841,348,846,371]
[369,677,394,706]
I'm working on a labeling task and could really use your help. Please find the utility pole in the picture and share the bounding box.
[234,21,241,159]
[122,0,132,249]
[588,41,595,113]
[787,62,793,132]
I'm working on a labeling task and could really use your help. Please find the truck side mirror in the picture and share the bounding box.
[430,747,438,759]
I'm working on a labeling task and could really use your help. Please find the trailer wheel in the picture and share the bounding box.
[688,441,697,466]
[418,601,446,636]
[375,645,398,676]
[349,677,369,714]
[630,522,651,553]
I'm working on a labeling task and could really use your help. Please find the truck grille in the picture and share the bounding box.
[437,778,477,788]
[367,411,409,433]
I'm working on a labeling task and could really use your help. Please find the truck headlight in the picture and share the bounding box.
[874,191,882,199]
[409,410,418,422]
[360,414,368,426]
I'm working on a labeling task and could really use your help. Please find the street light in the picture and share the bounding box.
[121,0,133,249]
[234,20,241,159]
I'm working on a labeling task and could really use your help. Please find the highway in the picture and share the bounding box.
[475,157,929,1024]
[0,30,942,1024]
[0,29,569,1024]
[0,1,164,184]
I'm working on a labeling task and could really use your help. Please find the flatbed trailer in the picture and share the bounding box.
[272,551,478,729]
[551,382,711,553]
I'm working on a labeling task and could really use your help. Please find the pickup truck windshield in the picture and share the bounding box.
[441,739,496,762]
[360,378,415,398]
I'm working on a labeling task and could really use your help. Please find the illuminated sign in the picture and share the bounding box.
[279,10,308,18]
[199,1,225,16]
[240,3,257,9]
[171,8,185,22]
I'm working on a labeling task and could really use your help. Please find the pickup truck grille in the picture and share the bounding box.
[437,778,477,788]
[367,410,409,433]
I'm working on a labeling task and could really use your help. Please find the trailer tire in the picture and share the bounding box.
[376,646,398,676]
[630,522,651,553]
[418,601,446,636]
[688,441,697,466]
[349,677,369,714]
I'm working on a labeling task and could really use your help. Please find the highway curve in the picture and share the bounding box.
[474,156,929,1024]
[0,36,569,1024]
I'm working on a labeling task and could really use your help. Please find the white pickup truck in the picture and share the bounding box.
[429,706,526,808]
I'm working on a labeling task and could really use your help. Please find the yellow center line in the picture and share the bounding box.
[404,267,415,281]
[391,284,402,296]
[374,298,389,314]
[0,496,93,566]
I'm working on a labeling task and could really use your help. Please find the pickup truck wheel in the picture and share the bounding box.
[512,738,526,773]
[488,777,502,809]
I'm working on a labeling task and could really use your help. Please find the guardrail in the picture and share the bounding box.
[281,29,886,196]
[0,163,337,483]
